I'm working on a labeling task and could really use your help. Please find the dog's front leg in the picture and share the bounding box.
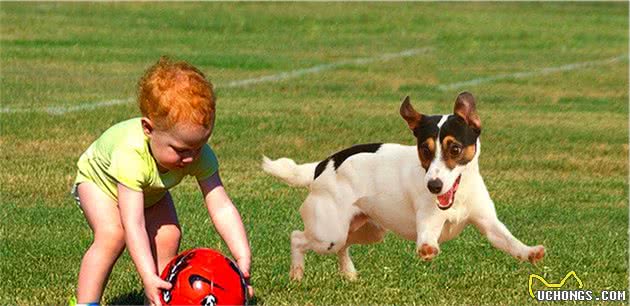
[467,181,545,263]
[471,214,545,264]
[416,211,446,261]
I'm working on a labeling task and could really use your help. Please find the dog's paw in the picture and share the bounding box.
[417,243,440,261]
[341,271,358,282]
[289,266,304,282]
[528,245,545,264]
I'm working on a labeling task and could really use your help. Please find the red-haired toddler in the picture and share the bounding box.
[72,57,252,305]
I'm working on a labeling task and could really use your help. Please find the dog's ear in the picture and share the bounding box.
[400,96,423,131]
[454,92,481,133]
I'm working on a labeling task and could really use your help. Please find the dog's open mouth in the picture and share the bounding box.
[436,175,461,210]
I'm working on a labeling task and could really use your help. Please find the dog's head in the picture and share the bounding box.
[400,92,481,210]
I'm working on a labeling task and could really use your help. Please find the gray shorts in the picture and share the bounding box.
[71,183,81,207]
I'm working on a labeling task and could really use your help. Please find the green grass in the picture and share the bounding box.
[1,2,628,305]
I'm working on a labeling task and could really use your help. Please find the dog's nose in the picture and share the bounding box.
[427,179,443,194]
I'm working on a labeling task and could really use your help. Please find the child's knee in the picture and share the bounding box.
[156,224,182,247]
[94,226,126,252]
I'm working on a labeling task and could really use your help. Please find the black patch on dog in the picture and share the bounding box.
[439,115,480,146]
[413,115,442,143]
[327,242,335,250]
[314,143,383,179]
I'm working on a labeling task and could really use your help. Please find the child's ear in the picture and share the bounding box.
[141,117,154,137]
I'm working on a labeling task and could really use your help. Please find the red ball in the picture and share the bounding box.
[159,248,248,306]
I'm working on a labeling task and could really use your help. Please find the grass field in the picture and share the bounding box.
[1,2,628,305]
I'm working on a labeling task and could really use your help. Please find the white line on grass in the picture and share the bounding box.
[1,48,432,115]
[0,98,133,115]
[438,54,626,91]
[222,48,432,88]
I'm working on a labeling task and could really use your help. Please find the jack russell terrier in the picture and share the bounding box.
[262,92,545,281]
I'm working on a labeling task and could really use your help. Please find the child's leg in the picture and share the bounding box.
[75,182,126,303]
[145,192,181,275]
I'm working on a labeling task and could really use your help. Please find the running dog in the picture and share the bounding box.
[262,92,545,281]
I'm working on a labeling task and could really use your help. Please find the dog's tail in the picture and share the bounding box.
[261,156,318,187]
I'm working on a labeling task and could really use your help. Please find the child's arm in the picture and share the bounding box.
[118,184,172,305]
[198,172,252,293]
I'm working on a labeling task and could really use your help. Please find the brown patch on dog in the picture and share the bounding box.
[461,144,476,163]
[418,137,435,170]
[442,136,458,169]
[418,243,439,261]
[400,96,423,131]
[454,92,481,132]
[442,136,476,169]
[349,213,369,233]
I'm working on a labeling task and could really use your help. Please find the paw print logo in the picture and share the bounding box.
[528,271,584,299]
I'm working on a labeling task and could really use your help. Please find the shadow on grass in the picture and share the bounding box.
[108,290,262,305]
[108,290,144,305]
[248,295,262,305]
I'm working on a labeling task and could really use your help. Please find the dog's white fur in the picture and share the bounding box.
[262,110,545,281]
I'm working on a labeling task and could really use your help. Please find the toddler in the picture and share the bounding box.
[72,57,252,305]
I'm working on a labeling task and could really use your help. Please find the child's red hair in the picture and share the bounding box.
[138,57,215,130]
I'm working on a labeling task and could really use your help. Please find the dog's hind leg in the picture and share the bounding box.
[291,228,348,282]
[335,213,368,281]
[290,230,308,281]
[346,220,386,245]
[294,192,358,280]
[337,220,386,280]
[337,245,357,281]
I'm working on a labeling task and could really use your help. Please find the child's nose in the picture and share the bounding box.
[181,149,201,164]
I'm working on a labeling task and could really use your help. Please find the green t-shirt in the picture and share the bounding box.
[74,118,218,207]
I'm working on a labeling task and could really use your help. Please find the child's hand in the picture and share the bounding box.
[234,257,253,298]
[237,261,254,298]
[243,272,254,298]
[142,274,172,306]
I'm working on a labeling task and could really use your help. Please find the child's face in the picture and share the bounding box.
[142,118,212,172]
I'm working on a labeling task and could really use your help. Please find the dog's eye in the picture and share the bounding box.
[449,145,462,157]
[419,145,431,158]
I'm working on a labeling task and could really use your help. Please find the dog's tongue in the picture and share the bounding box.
[437,176,461,209]
[437,190,454,208]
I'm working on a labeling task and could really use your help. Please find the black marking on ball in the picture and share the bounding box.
[189,274,225,291]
